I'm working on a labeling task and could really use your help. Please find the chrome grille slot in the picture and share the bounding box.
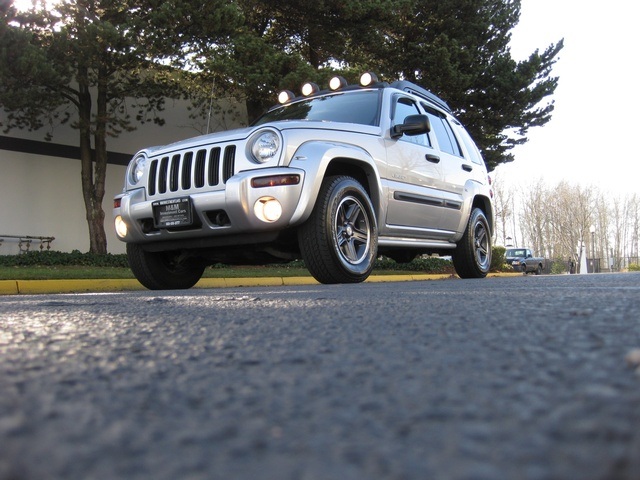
[182,152,193,190]
[223,145,235,183]
[158,156,169,194]
[208,147,220,186]
[169,154,180,192]
[194,149,206,188]
[148,159,158,196]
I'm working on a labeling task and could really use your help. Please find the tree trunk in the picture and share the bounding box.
[77,69,108,254]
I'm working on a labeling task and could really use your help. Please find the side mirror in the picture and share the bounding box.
[391,114,431,138]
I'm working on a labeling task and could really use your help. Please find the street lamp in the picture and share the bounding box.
[589,224,596,273]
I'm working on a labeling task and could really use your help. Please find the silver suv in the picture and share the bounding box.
[114,73,494,289]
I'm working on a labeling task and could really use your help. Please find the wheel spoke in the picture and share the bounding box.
[352,227,369,245]
[342,238,358,261]
[344,202,361,223]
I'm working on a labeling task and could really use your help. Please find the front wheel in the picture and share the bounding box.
[298,175,378,284]
[127,243,205,290]
[452,208,491,279]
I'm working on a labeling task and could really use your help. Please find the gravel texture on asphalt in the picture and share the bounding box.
[1,273,640,480]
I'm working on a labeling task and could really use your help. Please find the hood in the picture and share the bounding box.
[141,125,256,157]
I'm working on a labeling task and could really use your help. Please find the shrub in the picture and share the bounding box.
[629,263,640,272]
[375,256,454,273]
[490,245,507,272]
[550,259,570,275]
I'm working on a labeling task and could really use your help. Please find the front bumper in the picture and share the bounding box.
[114,167,306,244]
[508,260,526,272]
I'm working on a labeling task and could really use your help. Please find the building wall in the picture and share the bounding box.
[0,151,127,254]
[0,97,247,255]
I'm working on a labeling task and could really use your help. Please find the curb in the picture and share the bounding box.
[0,272,519,295]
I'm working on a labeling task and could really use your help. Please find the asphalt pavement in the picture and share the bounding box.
[1,273,640,480]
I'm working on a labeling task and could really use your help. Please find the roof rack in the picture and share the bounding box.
[389,80,452,113]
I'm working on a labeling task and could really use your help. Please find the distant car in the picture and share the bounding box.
[114,73,494,289]
[506,248,545,274]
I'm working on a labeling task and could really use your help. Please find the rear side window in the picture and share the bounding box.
[424,107,462,157]
[454,122,485,165]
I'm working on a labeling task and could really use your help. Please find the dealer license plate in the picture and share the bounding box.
[152,197,192,227]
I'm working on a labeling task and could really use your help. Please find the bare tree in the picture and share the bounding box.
[498,178,638,272]
[520,179,548,256]
[491,175,515,246]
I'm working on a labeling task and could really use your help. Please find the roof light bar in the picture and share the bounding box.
[276,72,381,103]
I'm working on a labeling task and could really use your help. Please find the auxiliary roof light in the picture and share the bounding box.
[359,72,379,87]
[301,82,320,97]
[329,76,348,91]
[278,90,295,104]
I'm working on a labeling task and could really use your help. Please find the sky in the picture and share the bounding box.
[500,0,640,196]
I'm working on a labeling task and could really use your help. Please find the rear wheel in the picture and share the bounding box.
[127,243,205,290]
[298,175,377,284]
[452,208,491,279]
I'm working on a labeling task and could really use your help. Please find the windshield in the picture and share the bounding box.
[506,249,526,257]
[253,90,382,127]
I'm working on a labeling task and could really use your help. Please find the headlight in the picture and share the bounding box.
[129,155,147,184]
[249,130,281,164]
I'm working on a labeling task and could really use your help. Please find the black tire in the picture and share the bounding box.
[452,208,491,279]
[535,264,543,275]
[127,243,205,290]
[298,175,377,284]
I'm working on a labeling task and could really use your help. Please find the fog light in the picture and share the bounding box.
[115,215,128,238]
[254,197,282,223]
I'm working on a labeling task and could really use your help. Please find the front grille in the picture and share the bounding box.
[147,145,237,197]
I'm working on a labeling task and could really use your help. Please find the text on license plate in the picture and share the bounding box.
[152,197,192,227]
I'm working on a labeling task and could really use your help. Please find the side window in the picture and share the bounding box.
[424,107,462,157]
[392,97,431,147]
[454,122,485,165]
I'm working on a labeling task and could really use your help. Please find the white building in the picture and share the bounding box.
[0,98,247,255]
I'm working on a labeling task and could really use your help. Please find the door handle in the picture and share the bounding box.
[426,154,440,164]
[462,164,473,172]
